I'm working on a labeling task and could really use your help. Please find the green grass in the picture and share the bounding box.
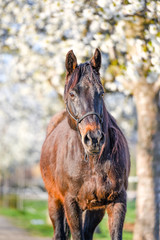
[0,200,53,237]
[0,199,135,239]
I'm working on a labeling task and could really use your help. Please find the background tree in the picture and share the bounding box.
[0,0,160,239]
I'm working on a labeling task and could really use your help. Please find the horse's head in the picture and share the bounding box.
[64,49,105,155]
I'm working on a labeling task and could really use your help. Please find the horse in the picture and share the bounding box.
[40,49,130,240]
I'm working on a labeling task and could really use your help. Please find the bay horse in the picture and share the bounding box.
[40,49,130,240]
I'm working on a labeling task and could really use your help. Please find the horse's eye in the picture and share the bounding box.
[69,91,75,98]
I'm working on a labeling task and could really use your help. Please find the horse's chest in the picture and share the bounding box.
[77,166,123,210]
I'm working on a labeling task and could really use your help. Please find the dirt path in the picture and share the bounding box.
[0,216,51,240]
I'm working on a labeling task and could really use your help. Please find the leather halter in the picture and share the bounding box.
[66,103,103,133]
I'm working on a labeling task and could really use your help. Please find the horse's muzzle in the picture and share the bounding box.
[83,130,105,155]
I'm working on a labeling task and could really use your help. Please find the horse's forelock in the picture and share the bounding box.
[64,63,89,101]
[64,62,102,101]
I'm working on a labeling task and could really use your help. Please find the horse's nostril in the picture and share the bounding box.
[84,133,92,146]
[84,131,105,148]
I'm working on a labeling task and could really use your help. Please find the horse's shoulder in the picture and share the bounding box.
[46,109,67,136]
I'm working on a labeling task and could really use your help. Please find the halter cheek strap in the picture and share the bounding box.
[66,103,103,133]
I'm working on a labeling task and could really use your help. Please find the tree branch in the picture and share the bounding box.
[48,78,64,103]
[117,78,137,95]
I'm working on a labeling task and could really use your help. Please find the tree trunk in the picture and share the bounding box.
[133,84,160,240]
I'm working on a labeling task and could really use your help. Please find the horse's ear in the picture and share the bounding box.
[65,50,78,75]
[90,48,101,73]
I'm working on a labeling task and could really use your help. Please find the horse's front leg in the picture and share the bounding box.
[106,190,127,240]
[64,193,83,240]
[48,195,69,240]
[83,208,105,240]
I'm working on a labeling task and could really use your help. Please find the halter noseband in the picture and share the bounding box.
[66,103,103,133]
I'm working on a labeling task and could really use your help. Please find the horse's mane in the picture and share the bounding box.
[102,106,129,165]
[101,107,130,188]
[109,114,129,162]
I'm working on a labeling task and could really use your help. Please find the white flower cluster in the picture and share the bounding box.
[0,0,159,91]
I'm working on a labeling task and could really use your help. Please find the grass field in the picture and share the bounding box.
[0,199,135,239]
